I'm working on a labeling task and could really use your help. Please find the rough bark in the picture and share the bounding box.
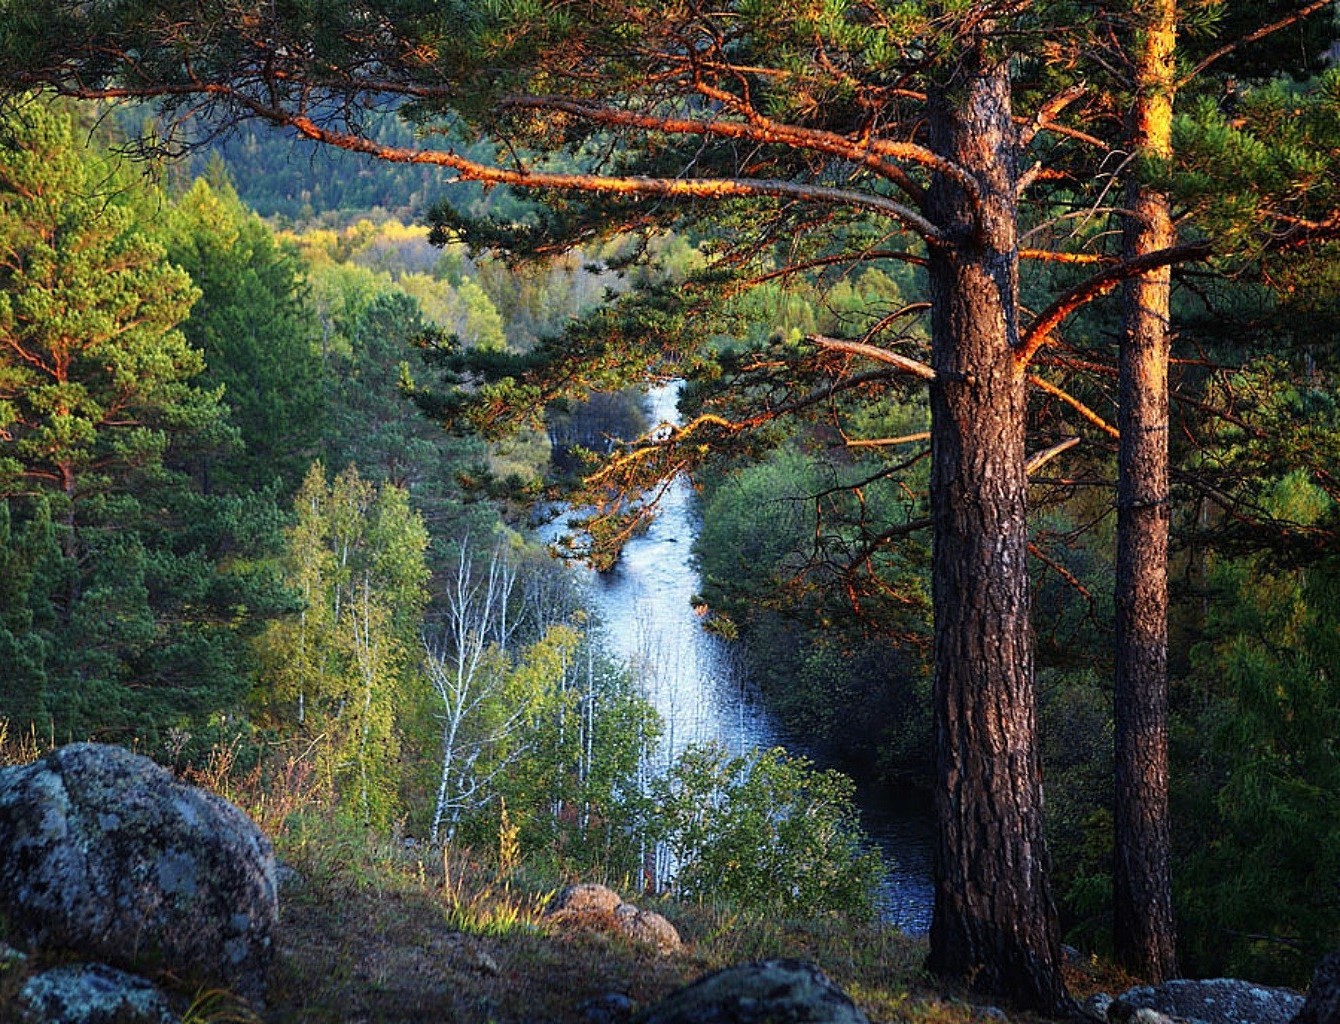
[923,41,1068,1013]
[1114,0,1179,982]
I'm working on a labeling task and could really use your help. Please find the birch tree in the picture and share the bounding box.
[258,462,429,826]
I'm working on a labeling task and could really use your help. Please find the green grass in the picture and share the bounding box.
[0,726,1105,1023]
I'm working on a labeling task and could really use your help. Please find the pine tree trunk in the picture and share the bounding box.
[1114,0,1179,982]
[922,41,1069,1013]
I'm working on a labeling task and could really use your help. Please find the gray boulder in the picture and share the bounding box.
[17,963,179,1024]
[1294,952,1340,1024]
[636,959,869,1024]
[1112,979,1305,1024]
[0,743,278,1002]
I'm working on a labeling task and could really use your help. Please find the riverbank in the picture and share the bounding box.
[538,383,937,933]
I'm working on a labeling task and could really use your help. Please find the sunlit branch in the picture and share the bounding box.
[1019,248,1111,265]
[279,109,946,239]
[809,334,937,381]
[1019,83,1089,148]
[1027,540,1092,599]
[37,80,946,235]
[1025,436,1081,474]
[1028,373,1119,438]
[499,92,933,201]
[844,431,931,448]
[1015,241,1210,367]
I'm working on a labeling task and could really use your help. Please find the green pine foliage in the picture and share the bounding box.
[0,100,284,745]
[165,171,327,494]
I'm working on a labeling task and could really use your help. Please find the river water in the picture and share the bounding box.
[538,385,935,933]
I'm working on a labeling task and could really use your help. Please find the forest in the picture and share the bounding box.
[0,0,1339,1015]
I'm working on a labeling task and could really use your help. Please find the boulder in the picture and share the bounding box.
[0,743,278,1002]
[1112,979,1305,1024]
[17,963,178,1024]
[1294,952,1340,1024]
[548,883,682,955]
[613,903,682,955]
[551,883,625,917]
[636,959,869,1024]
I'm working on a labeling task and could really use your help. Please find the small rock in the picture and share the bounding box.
[17,962,178,1024]
[1128,1008,1179,1024]
[636,959,869,1024]
[472,950,500,976]
[581,992,636,1024]
[977,1007,1008,1022]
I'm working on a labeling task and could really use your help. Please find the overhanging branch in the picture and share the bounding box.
[280,109,946,239]
[1015,241,1210,367]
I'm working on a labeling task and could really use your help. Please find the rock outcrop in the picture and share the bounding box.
[1104,979,1305,1024]
[548,883,682,955]
[0,743,278,1002]
[635,959,869,1024]
[1294,953,1340,1024]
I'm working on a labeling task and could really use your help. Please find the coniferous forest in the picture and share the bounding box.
[1,2,1340,1020]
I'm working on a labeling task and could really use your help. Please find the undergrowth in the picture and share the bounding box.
[0,725,1085,1023]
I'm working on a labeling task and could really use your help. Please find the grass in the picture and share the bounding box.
[0,726,1093,1024]
[263,831,927,1024]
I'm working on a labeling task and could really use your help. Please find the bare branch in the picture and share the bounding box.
[845,432,931,448]
[1027,540,1092,600]
[1026,436,1081,474]
[1019,83,1089,148]
[1028,373,1119,438]
[1178,0,1335,87]
[809,334,938,381]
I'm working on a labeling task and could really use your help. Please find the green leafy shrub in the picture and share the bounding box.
[650,743,881,920]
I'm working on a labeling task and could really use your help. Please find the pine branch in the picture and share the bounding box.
[1015,241,1210,367]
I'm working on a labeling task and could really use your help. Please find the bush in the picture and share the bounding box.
[649,743,881,920]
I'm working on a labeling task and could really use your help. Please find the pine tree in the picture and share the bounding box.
[165,172,326,494]
[0,101,211,548]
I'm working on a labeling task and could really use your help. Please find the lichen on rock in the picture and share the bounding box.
[0,743,278,1002]
[17,962,179,1024]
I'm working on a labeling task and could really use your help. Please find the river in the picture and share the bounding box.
[539,384,935,933]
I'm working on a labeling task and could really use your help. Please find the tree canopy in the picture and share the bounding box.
[3,0,1340,1007]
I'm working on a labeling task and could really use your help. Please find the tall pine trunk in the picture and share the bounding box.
[923,40,1069,1013]
[1114,0,1179,981]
